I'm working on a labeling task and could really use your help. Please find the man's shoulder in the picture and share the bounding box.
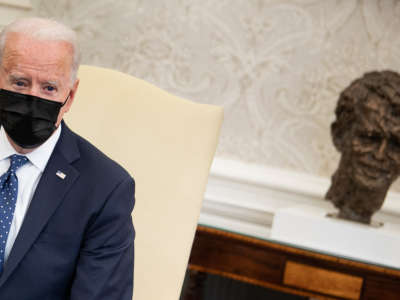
[62,125,133,185]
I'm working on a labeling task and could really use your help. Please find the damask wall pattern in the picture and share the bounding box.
[28,0,400,188]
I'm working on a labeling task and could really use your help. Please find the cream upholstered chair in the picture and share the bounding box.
[64,65,223,300]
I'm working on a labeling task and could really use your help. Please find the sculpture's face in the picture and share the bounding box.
[346,96,400,189]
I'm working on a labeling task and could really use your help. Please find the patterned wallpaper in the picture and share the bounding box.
[21,0,400,186]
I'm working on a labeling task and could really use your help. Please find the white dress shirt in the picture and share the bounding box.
[0,124,61,262]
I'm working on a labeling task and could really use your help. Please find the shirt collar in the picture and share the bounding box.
[0,124,62,172]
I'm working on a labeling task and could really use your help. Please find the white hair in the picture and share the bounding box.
[0,17,81,86]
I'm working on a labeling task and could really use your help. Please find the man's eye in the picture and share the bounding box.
[389,136,400,148]
[16,81,25,87]
[45,86,55,92]
[357,133,381,144]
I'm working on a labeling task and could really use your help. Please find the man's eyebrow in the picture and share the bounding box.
[9,74,31,82]
[43,80,59,86]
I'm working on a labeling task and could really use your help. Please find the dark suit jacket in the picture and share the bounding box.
[0,122,135,300]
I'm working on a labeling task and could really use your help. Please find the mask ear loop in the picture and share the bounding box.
[55,92,71,129]
[60,93,70,107]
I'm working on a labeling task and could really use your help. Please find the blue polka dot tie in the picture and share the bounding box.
[0,154,28,274]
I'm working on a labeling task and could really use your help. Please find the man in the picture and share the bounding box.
[326,70,400,224]
[0,18,135,299]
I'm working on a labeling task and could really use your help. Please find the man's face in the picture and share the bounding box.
[0,32,79,129]
[346,95,400,189]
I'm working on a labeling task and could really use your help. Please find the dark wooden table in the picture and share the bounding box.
[184,226,400,300]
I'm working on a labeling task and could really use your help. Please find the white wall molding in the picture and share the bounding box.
[0,0,32,9]
[199,157,400,239]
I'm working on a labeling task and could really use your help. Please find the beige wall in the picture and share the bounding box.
[4,0,400,188]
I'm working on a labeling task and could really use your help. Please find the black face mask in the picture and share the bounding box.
[0,89,68,149]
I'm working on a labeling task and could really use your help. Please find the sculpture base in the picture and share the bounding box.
[326,212,383,228]
[270,204,400,268]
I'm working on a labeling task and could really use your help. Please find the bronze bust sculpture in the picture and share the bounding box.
[326,70,400,224]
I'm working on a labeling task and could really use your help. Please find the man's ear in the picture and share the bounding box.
[331,120,348,153]
[64,78,80,113]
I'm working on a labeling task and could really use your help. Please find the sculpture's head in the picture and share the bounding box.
[332,71,400,190]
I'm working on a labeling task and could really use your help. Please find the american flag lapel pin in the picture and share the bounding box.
[56,170,66,180]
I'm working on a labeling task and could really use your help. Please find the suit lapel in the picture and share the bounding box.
[0,123,80,287]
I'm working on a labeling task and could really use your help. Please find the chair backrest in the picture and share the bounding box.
[64,65,223,300]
